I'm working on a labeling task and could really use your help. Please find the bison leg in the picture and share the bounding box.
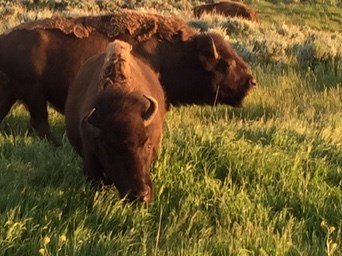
[0,87,16,125]
[24,95,55,143]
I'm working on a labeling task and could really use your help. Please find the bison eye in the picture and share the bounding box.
[147,143,152,150]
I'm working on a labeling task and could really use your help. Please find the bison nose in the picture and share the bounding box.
[140,185,153,202]
[249,78,257,87]
[128,185,153,203]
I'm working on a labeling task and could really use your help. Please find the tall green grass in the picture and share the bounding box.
[0,1,341,255]
[1,64,341,256]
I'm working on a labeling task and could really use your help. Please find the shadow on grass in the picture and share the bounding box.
[228,104,277,121]
[186,103,277,125]
[0,107,66,145]
[234,126,275,146]
[0,132,109,232]
[297,62,342,91]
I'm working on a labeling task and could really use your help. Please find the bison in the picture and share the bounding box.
[193,1,259,23]
[0,10,256,141]
[65,40,165,202]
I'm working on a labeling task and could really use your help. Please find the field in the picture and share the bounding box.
[0,0,341,255]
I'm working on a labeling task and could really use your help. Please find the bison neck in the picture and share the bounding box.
[158,44,215,105]
[160,66,214,105]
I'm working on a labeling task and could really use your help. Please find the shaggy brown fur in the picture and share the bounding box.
[11,10,195,42]
[0,10,255,142]
[66,40,165,202]
[193,1,259,23]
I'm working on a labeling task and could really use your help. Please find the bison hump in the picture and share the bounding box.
[84,10,196,42]
[6,10,196,42]
[7,16,94,39]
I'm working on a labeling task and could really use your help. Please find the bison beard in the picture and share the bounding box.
[65,40,166,202]
[0,10,255,142]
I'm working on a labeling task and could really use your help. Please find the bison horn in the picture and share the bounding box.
[81,108,101,138]
[208,36,219,61]
[197,35,219,71]
[142,95,158,127]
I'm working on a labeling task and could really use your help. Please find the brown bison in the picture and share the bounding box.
[193,1,259,23]
[65,40,165,202]
[0,10,256,141]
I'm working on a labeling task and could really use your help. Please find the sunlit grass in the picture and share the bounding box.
[1,63,341,255]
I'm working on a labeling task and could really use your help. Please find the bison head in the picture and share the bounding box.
[81,89,159,202]
[196,33,256,107]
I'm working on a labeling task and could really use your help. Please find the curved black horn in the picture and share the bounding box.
[81,108,101,138]
[142,95,159,127]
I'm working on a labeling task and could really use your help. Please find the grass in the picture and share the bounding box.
[0,1,341,255]
[255,1,342,32]
[1,63,341,255]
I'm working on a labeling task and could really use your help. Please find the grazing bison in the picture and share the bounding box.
[65,40,165,202]
[193,1,259,23]
[0,10,256,141]
[0,16,111,141]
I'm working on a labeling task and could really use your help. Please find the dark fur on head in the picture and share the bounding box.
[207,33,255,106]
[89,89,150,142]
[84,89,158,201]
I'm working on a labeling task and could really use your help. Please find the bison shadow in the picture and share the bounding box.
[0,105,66,144]
[189,103,277,124]
[0,132,81,185]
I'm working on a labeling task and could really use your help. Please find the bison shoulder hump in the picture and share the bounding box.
[7,16,94,39]
[6,10,196,42]
[84,10,196,43]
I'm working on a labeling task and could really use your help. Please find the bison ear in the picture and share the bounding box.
[196,35,219,71]
[82,108,102,138]
[142,95,159,127]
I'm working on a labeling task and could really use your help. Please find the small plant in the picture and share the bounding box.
[321,220,339,256]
